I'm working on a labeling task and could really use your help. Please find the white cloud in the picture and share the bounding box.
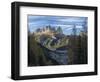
[59,18,85,23]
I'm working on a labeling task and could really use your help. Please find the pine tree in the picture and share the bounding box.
[57,26,63,34]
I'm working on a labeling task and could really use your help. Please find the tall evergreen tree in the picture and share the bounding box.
[72,25,77,36]
[57,26,63,34]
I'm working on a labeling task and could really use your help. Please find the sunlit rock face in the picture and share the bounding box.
[34,26,55,36]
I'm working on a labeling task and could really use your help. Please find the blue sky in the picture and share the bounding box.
[28,15,88,35]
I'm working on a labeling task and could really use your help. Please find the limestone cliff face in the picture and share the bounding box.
[34,26,56,37]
